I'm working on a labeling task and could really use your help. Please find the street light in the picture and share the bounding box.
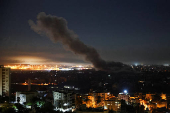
[124,90,127,94]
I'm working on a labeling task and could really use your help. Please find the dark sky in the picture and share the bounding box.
[0,0,170,65]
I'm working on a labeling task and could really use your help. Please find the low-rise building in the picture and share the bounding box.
[16,91,38,104]
[118,93,130,104]
[104,97,121,112]
[53,90,75,112]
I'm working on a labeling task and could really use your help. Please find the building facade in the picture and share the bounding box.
[16,92,38,104]
[0,65,11,96]
[53,90,75,112]
[118,93,130,104]
[104,97,121,111]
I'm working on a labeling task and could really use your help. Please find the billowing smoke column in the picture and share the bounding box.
[29,12,128,71]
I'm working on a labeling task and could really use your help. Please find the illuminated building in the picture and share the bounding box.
[53,90,75,112]
[118,93,130,104]
[95,92,112,100]
[160,93,166,100]
[138,93,168,111]
[86,96,97,108]
[104,97,121,112]
[145,94,155,100]
[16,92,38,104]
[82,92,114,108]
[0,65,11,96]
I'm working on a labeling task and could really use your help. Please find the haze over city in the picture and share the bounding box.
[1,0,170,67]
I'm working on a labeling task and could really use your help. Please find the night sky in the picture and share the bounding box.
[0,0,170,65]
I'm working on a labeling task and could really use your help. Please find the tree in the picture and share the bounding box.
[10,94,16,103]
[1,103,16,113]
[14,103,25,113]
[96,96,101,104]
[2,107,16,113]
[0,96,9,103]
[17,97,20,103]
[75,96,82,108]
[31,97,40,105]
[40,102,55,113]
[134,103,140,113]
[109,109,115,113]
[153,94,161,101]
[139,105,145,113]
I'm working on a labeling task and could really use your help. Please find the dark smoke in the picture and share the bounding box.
[29,12,129,71]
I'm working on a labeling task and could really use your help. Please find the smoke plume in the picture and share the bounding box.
[29,12,129,71]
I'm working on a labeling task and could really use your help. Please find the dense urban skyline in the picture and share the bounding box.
[0,0,170,66]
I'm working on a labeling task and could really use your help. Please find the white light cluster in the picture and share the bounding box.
[55,107,72,112]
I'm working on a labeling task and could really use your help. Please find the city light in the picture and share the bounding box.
[124,90,127,94]
[4,64,93,71]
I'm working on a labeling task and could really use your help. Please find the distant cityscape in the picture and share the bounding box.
[1,64,170,113]
[3,64,170,72]
[4,64,93,71]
